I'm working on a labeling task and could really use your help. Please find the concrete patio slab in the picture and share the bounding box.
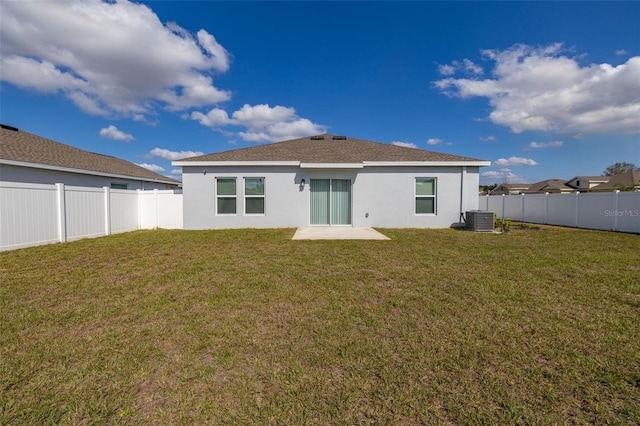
[292,227,390,240]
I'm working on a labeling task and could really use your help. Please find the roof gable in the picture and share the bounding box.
[178,134,487,164]
[1,125,179,184]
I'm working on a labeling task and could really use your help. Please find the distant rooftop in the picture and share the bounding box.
[0,124,179,184]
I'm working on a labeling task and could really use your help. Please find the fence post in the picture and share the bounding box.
[56,183,67,243]
[544,192,549,224]
[613,190,619,231]
[521,193,525,222]
[104,186,111,236]
[137,189,142,230]
[154,189,160,228]
[501,194,505,219]
[574,192,580,228]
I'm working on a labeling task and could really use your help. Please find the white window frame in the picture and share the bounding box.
[244,177,265,216]
[415,177,436,215]
[216,177,237,215]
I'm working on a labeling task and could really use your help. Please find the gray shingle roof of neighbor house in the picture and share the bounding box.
[525,179,575,193]
[0,124,180,185]
[568,175,610,182]
[590,171,640,191]
[175,134,489,164]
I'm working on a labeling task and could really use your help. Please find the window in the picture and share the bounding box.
[110,183,128,190]
[415,178,436,214]
[216,178,236,214]
[244,177,265,214]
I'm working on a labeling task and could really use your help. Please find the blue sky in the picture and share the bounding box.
[1,1,638,184]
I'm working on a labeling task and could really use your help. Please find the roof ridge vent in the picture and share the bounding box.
[310,135,324,140]
[332,135,347,140]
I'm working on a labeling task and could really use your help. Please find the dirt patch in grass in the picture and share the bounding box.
[1,227,639,424]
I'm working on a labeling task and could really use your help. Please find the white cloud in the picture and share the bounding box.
[462,59,483,75]
[170,169,183,176]
[481,168,528,183]
[392,141,418,149]
[427,138,443,145]
[615,49,628,56]
[480,135,496,141]
[191,108,232,128]
[0,56,87,93]
[68,91,110,116]
[434,43,640,136]
[493,156,538,167]
[237,131,272,143]
[528,140,563,148]
[438,59,484,76]
[149,147,204,161]
[261,118,326,142]
[99,125,134,141]
[232,104,297,130]
[438,64,456,76]
[0,1,231,119]
[192,103,327,142]
[136,163,165,173]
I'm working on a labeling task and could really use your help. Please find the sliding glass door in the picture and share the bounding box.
[310,179,351,225]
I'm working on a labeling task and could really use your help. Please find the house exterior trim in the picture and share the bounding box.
[172,161,300,167]
[300,163,364,169]
[173,160,491,168]
[0,159,177,185]
[362,161,491,167]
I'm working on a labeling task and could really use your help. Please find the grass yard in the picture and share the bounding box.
[1,227,639,424]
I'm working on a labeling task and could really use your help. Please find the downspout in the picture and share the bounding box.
[459,166,467,224]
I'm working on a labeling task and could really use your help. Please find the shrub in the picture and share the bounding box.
[495,217,512,233]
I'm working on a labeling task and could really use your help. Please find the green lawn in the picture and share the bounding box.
[1,227,639,424]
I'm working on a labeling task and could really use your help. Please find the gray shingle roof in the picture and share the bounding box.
[591,171,640,190]
[525,179,575,192]
[0,125,179,184]
[179,134,487,163]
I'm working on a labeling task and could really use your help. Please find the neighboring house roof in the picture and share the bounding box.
[0,124,179,185]
[489,183,531,194]
[175,134,489,166]
[590,171,640,191]
[565,175,610,189]
[525,179,575,193]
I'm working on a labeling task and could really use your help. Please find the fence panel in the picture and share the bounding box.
[616,192,640,234]
[577,192,614,231]
[503,195,524,221]
[1,183,184,251]
[546,194,578,227]
[487,195,503,216]
[110,189,139,233]
[523,193,547,223]
[139,189,183,229]
[64,186,106,241]
[157,191,183,229]
[478,195,488,210]
[0,182,59,250]
[480,192,639,233]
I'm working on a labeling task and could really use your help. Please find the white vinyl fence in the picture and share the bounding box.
[0,182,182,251]
[479,192,640,234]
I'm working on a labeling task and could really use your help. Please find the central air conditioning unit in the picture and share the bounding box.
[465,210,495,232]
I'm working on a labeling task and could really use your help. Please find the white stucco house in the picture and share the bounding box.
[173,134,490,229]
